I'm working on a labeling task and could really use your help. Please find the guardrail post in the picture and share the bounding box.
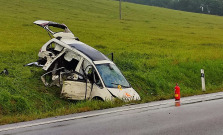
[201,69,206,91]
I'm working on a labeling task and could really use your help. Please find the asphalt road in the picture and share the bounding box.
[1,93,223,135]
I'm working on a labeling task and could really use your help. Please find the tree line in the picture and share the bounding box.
[124,0,223,16]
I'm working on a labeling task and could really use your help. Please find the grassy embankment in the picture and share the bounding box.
[0,0,223,124]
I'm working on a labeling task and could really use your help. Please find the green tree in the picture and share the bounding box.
[125,0,223,16]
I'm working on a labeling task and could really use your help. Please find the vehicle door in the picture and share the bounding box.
[33,20,75,39]
[61,59,93,100]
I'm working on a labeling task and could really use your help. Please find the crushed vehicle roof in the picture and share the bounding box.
[69,43,109,61]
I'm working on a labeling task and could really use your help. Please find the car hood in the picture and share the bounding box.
[107,87,141,101]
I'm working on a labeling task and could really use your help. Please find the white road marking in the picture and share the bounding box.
[1,92,223,132]
[0,102,173,132]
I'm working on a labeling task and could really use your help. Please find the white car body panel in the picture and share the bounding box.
[107,88,141,101]
[34,20,141,101]
[61,81,91,100]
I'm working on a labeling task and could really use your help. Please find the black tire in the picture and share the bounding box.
[92,97,104,101]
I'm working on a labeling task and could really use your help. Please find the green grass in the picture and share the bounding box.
[0,0,223,124]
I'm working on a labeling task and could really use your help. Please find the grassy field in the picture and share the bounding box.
[0,0,223,124]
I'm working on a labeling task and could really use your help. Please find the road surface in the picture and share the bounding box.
[1,92,223,135]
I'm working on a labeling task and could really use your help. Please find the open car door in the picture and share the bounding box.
[61,80,92,100]
[33,20,77,39]
[60,60,95,100]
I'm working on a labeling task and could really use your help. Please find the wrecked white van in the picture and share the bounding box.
[34,20,141,101]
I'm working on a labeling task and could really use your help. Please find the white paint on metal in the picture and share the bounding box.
[201,69,206,91]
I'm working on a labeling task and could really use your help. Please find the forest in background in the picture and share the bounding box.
[125,0,223,16]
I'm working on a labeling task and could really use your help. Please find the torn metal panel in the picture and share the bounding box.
[42,49,66,71]
[73,57,84,80]
[24,62,43,67]
[54,43,63,52]
[41,67,65,86]
[64,51,80,62]
[61,81,92,100]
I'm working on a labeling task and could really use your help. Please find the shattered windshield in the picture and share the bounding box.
[96,63,130,88]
